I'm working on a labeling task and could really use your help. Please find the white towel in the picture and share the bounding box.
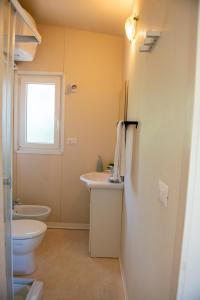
[112,120,126,182]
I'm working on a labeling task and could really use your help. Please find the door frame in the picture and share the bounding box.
[0,2,10,298]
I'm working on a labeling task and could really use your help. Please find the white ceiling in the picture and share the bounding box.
[19,0,133,35]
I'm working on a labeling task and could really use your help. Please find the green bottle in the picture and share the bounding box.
[96,155,103,172]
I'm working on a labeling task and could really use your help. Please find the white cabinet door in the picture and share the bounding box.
[90,189,123,257]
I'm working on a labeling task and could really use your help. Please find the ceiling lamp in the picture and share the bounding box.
[125,16,138,42]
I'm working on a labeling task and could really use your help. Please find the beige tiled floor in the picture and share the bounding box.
[29,229,124,300]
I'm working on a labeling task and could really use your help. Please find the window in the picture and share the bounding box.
[15,72,64,154]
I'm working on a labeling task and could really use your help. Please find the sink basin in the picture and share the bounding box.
[80,172,124,190]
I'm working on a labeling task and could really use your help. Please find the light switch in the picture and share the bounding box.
[67,137,77,145]
[158,180,168,207]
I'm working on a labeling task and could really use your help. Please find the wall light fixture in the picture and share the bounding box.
[140,31,161,52]
[125,15,138,42]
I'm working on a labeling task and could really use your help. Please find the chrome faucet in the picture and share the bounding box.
[106,164,114,176]
[13,198,23,209]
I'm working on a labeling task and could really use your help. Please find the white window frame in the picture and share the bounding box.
[14,71,64,154]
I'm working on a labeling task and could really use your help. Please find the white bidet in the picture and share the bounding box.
[13,205,51,221]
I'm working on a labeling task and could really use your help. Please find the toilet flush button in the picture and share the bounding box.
[158,180,168,208]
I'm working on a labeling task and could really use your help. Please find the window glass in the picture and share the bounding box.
[26,83,55,144]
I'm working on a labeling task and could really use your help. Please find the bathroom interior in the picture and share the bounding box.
[1,0,200,299]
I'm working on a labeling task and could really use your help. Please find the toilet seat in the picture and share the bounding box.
[12,219,47,240]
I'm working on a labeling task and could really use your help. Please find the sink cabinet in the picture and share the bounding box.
[89,188,123,258]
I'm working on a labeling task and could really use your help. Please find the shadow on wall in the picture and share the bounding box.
[125,125,141,196]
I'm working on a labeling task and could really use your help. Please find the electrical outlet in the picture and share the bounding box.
[67,137,77,145]
[158,180,168,208]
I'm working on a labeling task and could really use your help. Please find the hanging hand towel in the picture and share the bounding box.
[112,120,126,182]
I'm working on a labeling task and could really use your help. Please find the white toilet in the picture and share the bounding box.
[12,219,47,275]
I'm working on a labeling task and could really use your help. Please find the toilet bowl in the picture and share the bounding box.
[12,219,47,275]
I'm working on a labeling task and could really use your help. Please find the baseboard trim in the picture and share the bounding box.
[119,257,128,300]
[46,222,89,230]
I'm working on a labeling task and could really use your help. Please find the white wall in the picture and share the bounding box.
[177,3,200,299]
[14,25,124,223]
[121,0,198,299]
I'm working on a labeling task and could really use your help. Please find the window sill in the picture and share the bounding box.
[15,149,63,155]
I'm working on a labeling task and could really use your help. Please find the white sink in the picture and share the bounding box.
[80,172,124,190]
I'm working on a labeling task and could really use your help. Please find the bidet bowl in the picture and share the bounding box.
[13,205,51,221]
